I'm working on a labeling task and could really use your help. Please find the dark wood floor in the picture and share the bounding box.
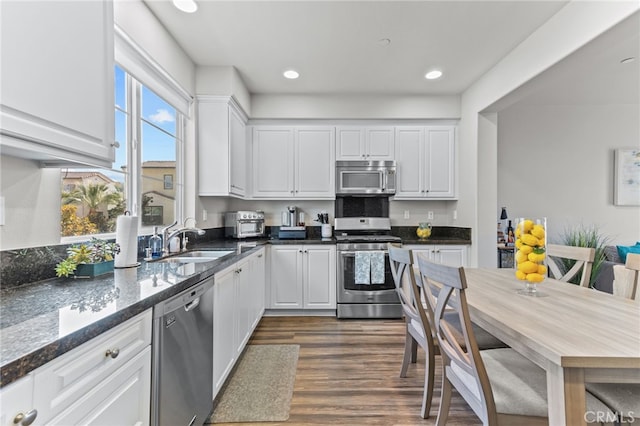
[216,316,482,426]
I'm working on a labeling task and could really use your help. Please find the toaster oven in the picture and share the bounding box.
[224,211,265,238]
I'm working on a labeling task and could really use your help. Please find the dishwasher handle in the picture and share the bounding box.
[184,297,200,312]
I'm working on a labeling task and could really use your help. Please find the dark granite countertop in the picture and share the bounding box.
[0,241,265,387]
[0,227,471,387]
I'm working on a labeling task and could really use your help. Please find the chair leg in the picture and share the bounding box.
[420,347,435,419]
[400,329,413,377]
[411,337,418,363]
[436,375,452,426]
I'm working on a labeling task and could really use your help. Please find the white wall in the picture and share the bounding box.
[114,0,195,95]
[0,157,62,249]
[250,94,460,120]
[461,1,639,267]
[498,103,640,244]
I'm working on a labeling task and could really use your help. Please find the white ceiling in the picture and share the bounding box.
[144,0,572,96]
[144,1,639,108]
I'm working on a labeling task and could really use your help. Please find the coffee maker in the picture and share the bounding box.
[278,205,307,239]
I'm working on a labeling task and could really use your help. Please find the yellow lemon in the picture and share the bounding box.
[531,224,545,240]
[515,250,528,264]
[526,273,545,283]
[521,219,534,232]
[518,261,539,274]
[519,245,533,255]
[515,227,521,238]
[528,252,546,263]
[515,239,523,249]
[520,234,539,247]
[537,264,547,275]
[515,270,527,280]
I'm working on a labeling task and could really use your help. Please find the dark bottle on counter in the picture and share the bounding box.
[506,220,515,246]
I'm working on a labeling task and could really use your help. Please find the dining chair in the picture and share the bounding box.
[612,252,639,300]
[388,245,505,419]
[585,253,640,424]
[547,244,596,287]
[416,256,614,425]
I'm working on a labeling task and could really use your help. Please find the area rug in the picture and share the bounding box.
[207,344,300,423]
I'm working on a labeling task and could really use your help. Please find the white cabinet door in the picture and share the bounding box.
[229,106,247,196]
[424,126,456,198]
[366,127,395,160]
[336,126,395,160]
[234,257,251,355]
[295,127,335,198]
[394,125,456,199]
[252,127,295,198]
[213,266,237,394]
[269,246,304,308]
[395,127,424,197]
[47,347,151,426]
[0,1,115,167]
[33,310,152,424]
[0,375,35,426]
[336,127,364,160]
[198,98,247,197]
[405,245,468,267]
[303,246,336,309]
[248,249,266,329]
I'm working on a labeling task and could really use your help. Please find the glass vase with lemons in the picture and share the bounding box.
[416,222,432,239]
[514,217,547,296]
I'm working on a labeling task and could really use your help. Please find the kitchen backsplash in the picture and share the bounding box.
[0,228,222,290]
[0,225,471,290]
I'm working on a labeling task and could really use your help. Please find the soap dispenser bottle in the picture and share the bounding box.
[149,226,163,259]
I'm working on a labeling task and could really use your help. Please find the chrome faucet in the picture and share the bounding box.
[161,219,205,255]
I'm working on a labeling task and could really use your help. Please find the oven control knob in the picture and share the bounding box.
[242,214,247,219]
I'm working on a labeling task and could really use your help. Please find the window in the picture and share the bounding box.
[60,65,184,238]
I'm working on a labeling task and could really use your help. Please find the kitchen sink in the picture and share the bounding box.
[157,250,234,264]
[179,250,234,258]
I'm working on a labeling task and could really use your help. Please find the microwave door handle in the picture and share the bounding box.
[382,171,387,192]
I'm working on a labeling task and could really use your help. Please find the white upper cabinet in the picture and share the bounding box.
[198,96,248,197]
[395,125,457,199]
[336,126,395,160]
[0,1,115,167]
[252,126,335,199]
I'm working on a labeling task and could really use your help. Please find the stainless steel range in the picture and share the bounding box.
[335,217,402,319]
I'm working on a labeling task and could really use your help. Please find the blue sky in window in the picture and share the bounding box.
[113,66,177,181]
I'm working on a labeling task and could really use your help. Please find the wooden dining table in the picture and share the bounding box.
[463,268,640,426]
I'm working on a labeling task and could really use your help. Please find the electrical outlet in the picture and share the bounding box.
[404,210,410,219]
[453,210,458,220]
[202,209,208,221]
[428,211,434,220]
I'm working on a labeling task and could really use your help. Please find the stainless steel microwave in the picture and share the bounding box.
[224,211,265,238]
[336,160,396,195]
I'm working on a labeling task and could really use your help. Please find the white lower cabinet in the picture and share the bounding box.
[213,248,265,397]
[404,245,468,267]
[4,309,154,426]
[269,245,336,310]
[0,375,35,426]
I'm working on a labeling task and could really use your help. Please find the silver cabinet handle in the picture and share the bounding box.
[13,409,37,426]
[105,348,120,359]
[258,254,263,258]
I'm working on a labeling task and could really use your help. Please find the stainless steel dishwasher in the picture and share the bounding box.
[152,277,214,426]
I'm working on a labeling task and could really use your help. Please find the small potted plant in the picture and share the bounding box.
[55,238,120,278]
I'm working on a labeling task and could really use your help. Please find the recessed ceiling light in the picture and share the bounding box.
[621,57,636,64]
[378,38,391,46]
[283,70,300,79]
[425,70,443,80]
[172,0,198,13]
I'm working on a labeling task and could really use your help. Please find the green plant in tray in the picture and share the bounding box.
[55,238,120,278]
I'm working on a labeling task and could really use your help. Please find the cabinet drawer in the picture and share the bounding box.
[33,310,152,423]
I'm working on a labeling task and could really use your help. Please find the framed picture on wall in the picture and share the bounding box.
[614,148,640,206]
